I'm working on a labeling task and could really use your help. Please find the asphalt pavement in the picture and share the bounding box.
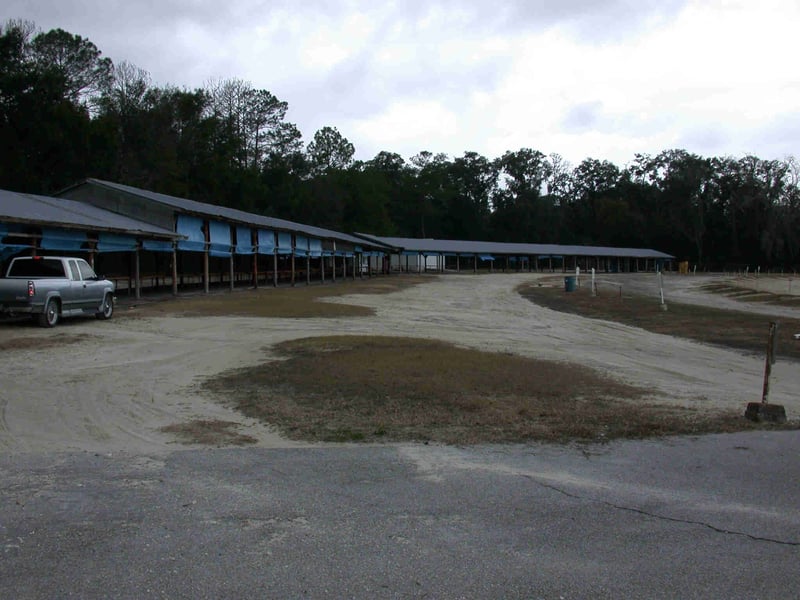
[1,431,799,599]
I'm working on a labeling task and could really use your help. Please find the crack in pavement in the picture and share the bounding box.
[527,475,800,547]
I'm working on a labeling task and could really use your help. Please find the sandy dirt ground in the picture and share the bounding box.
[1,273,798,455]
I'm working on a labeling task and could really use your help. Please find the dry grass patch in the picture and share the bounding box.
[160,419,257,446]
[0,332,94,352]
[204,335,762,444]
[127,275,428,319]
[519,282,800,362]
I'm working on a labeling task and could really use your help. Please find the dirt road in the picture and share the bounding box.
[1,273,797,454]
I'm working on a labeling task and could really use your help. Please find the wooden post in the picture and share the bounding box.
[306,255,310,286]
[203,221,210,294]
[171,247,178,296]
[746,320,786,422]
[252,230,259,289]
[229,254,234,292]
[761,322,779,404]
[135,247,141,299]
[291,239,296,287]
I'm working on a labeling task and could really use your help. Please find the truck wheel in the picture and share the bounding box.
[96,294,114,320]
[38,298,59,327]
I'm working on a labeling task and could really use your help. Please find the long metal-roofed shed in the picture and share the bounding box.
[57,178,396,296]
[0,188,182,288]
[353,234,674,274]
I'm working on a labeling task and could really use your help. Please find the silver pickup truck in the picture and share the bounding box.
[0,256,115,327]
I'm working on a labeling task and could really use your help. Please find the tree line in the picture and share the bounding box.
[2,20,799,269]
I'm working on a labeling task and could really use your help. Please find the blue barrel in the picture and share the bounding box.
[564,276,577,292]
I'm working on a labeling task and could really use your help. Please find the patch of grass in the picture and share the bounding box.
[518,282,800,362]
[127,275,428,319]
[0,333,94,352]
[203,335,772,445]
[159,419,257,446]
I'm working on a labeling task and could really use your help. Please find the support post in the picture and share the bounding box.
[203,222,210,294]
[761,322,778,404]
[252,230,259,289]
[171,247,178,296]
[135,247,141,300]
[745,322,786,422]
[291,246,296,287]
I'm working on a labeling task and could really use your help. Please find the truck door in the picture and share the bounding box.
[63,259,83,311]
[69,258,101,309]
[76,259,103,309]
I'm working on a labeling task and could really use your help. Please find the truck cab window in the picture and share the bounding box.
[68,261,81,281]
[78,260,97,280]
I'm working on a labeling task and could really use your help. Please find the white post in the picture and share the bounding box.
[591,267,596,297]
[575,266,580,288]
[659,271,667,311]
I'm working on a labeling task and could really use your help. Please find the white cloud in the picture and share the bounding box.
[354,100,459,145]
[2,0,799,165]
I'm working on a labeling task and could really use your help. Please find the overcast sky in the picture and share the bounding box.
[4,0,799,167]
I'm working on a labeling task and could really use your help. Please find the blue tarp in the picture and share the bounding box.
[142,239,174,252]
[97,233,137,253]
[0,223,30,260]
[295,235,309,257]
[257,230,275,254]
[176,215,205,252]
[235,226,253,255]
[0,246,28,263]
[479,254,495,261]
[309,238,322,258]
[276,232,293,255]
[208,220,231,257]
[40,228,86,251]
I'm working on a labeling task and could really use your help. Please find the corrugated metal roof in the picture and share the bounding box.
[75,179,393,249]
[354,234,675,260]
[0,188,179,239]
